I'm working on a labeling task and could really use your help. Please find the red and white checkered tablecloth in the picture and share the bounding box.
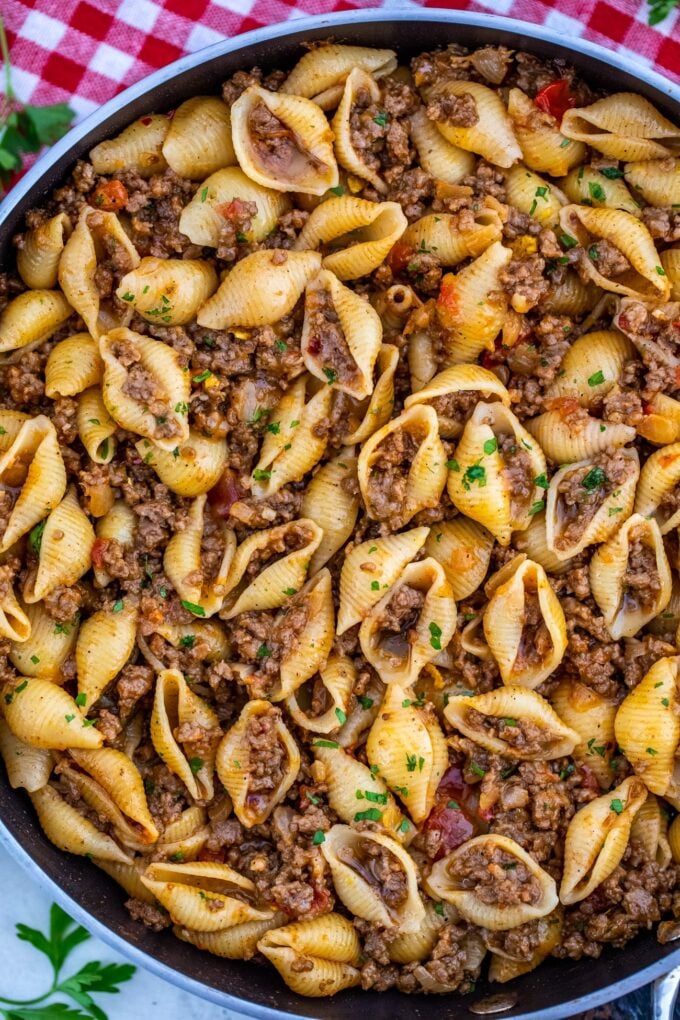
[2,0,679,128]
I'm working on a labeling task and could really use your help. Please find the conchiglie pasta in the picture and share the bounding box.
[136,431,227,497]
[116,258,218,325]
[404,363,510,439]
[0,583,29,642]
[359,558,457,687]
[9,601,79,679]
[174,916,286,961]
[150,669,221,802]
[231,85,338,196]
[561,165,641,216]
[286,654,356,735]
[630,795,672,868]
[178,167,290,248]
[0,289,72,354]
[428,81,521,168]
[31,785,130,863]
[561,93,680,161]
[280,43,396,107]
[17,212,72,289]
[100,327,190,451]
[294,196,407,281]
[2,676,103,750]
[366,682,448,823]
[0,719,52,792]
[23,486,95,604]
[67,747,158,845]
[140,860,273,932]
[163,495,235,618]
[92,504,135,587]
[661,248,680,302]
[257,913,362,997]
[507,88,586,176]
[301,448,359,573]
[504,166,566,229]
[445,687,579,759]
[342,343,400,444]
[267,569,335,701]
[197,249,321,330]
[614,656,680,797]
[89,114,169,176]
[634,442,680,533]
[624,157,680,208]
[488,911,564,984]
[545,329,635,406]
[560,776,648,904]
[409,106,476,184]
[526,410,635,462]
[45,333,103,398]
[550,680,618,789]
[425,834,558,930]
[75,601,139,709]
[331,69,386,193]
[313,743,408,839]
[0,415,66,552]
[0,410,29,453]
[541,271,601,317]
[321,826,425,933]
[77,387,117,465]
[483,558,567,689]
[400,208,503,268]
[424,517,494,601]
[162,96,236,178]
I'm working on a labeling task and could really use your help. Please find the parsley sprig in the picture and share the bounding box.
[0,903,135,1020]
[647,0,678,23]
[0,19,74,191]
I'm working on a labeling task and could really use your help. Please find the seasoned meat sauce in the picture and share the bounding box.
[2,38,679,1001]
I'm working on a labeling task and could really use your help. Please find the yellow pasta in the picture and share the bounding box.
[162,96,236,178]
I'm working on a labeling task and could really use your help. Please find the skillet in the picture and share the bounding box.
[1,9,680,1018]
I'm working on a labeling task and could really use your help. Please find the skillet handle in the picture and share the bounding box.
[652,965,680,1020]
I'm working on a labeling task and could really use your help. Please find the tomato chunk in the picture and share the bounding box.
[534,79,577,125]
[422,765,487,859]
[90,179,128,212]
[208,468,242,518]
[90,537,108,568]
[387,240,415,274]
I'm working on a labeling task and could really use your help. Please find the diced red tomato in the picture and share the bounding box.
[436,274,459,320]
[90,179,128,211]
[544,395,583,422]
[387,240,415,274]
[207,469,242,518]
[422,765,487,859]
[90,537,108,569]
[534,79,578,125]
[216,197,251,222]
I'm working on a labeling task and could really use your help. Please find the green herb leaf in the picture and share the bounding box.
[429,621,442,650]
[357,695,374,710]
[29,520,47,556]
[373,112,388,127]
[255,643,271,659]
[189,757,204,774]
[181,600,206,616]
[588,370,605,386]
[588,181,606,201]
[610,798,624,814]
[335,707,347,726]
[600,166,624,179]
[313,739,339,749]
[354,807,383,822]
[312,830,325,845]
[483,437,497,455]
[582,466,607,490]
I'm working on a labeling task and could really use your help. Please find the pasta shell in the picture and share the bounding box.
[0,410,29,453]
[0,289,72,354]
[429,81,521,168]
[436,241,513,365]
[561,165,641,217]
[544,329,635,406]
[45,333,103,398]
[409,106,476,184]
[561,93,680,161]
[366,682,448,823]
[559,776,648,904]
[488,911,564,983]
[445,687,579,759]
[545,449,640,559]
[447,402,547,546]
[630,795,671,868]
[504,166,566,229]
[76,602,139,708]
[163,496,235,617]
[336,674,385,751]
[116,258,218,325]
[294,196,408,281]
[634,442,680,533]
[136,431,227,497]
[0,719,52,792]
[483,558,567,689]
[371,283,420,331]
[231,85,338,196]
[359,558,457,687]
[92,500,136,587]
[401,208,503,268]
[388,901,449,964]
[69,747,158,844]
[513,512,576,576]
[559,205,670,301]
[58,208,140,338]
[89,114,169,176]
[301,270,382,398]
[668,814,680,864]
[625,157,680,208]
[331,68,386,193]
[17,213,72,289]
[337,526,429,634]
[23,486,95,603]
[280,43,396,107]
[321,825,425,933]
[141,860,272,931]
[550,680,617,789]
[100,327,190,451]
[31,785,130,863]
[221,519,322,619]
[661,248,680,302]
[301,447,359,573]
[150,668,221,802]
[589,514,671,639]
[614,656,680,796]
[637,390,680,446]
[266,569,335,702]
[0,415,66,552]
[507,88,586,176]
[162,96,236,178]
[313,743,409,840]
[197,249,321,329]
[0,584,30,642]
[425,833,558,930]
[9,601,79,679]
[95,858,157,904]
[174,915,286,961]
[424,517,494,601]
[178,167,290,248]
[257,913,361,996]
[526,410,635,462]
[358,404,447,528]
[286,654,356,735]
[404,363,510,439]
[215,700,300,826]
[2,676,103,750]
[77,387,117,465]
[542,271,601,317]
[342,343,399,444]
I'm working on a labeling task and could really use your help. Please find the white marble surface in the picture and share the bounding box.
[0,846,248,1020]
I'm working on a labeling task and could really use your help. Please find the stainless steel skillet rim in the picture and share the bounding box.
[1,8,680,1019]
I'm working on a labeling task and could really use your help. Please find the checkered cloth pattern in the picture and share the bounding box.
[2,0,679,128]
